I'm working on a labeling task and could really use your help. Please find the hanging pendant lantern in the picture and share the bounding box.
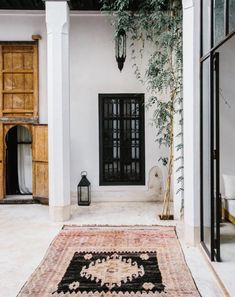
[115,29,126,72]
[77,171,91,206]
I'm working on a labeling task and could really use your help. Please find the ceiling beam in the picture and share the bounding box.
[0,0,102,10]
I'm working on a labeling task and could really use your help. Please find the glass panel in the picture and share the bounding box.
[80,187,88,202]
[218,36,235,261]
[202,58,212,253]
[229,0,235,32]
[203,0,211,55]
[214,0,225,45]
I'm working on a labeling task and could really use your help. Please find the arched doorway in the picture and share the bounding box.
[5,125,32,196]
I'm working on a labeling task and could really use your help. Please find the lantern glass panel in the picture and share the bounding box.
[119,37,124,56]
[80,187,89,202]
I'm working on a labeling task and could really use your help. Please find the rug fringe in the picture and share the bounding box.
[62,224,176,230]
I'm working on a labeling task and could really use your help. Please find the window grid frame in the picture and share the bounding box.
[99,93,145,186]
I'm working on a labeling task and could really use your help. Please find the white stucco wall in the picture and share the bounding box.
[70,15,167,201]
[0,11,167,202]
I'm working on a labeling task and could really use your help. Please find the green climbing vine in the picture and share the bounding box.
[102,0,183,219]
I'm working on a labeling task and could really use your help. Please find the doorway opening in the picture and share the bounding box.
[5,125,32,197]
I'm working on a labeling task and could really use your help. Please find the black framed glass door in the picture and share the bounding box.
[199,0,235,262]
[201,56,212,258]
[212,52,221,261]
[200,52,221,261]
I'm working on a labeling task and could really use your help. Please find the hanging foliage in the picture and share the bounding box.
[102,0,183,219]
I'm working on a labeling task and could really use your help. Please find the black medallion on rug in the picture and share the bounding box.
[55,251,165,294]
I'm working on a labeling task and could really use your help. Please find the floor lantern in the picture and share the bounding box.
[77,171,91,206]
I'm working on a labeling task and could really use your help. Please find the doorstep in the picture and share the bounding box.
[0,196,40,205]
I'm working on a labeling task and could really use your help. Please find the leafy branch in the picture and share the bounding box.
[102,0,183,219]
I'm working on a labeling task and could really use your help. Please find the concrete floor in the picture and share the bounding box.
[0,202,224,297]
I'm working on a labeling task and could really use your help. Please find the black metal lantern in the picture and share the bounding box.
[115,29,126,71]
[77,171,91,206]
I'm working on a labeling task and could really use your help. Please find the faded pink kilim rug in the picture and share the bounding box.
[18,226,200,297]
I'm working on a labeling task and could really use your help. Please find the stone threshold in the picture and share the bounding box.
[199,245,231,297]
[0,199,40,205]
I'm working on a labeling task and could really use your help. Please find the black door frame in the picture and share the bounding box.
[200,0,235,261]
[209,52,221,261]
[213,52,221,261]
[200,51,220,261]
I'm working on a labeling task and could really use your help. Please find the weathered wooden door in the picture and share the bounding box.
[0,44,38,119]
[0,124,3,199]
[32,125,48,204]
[0,43,39,199]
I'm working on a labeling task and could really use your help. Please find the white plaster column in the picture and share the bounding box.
[173,103,183,220]
[45,0,71,221]
[183,0,201,245]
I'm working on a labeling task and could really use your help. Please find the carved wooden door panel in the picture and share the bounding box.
[32,125,48,204]
[0,44,38,119]
[0,123,3,199]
